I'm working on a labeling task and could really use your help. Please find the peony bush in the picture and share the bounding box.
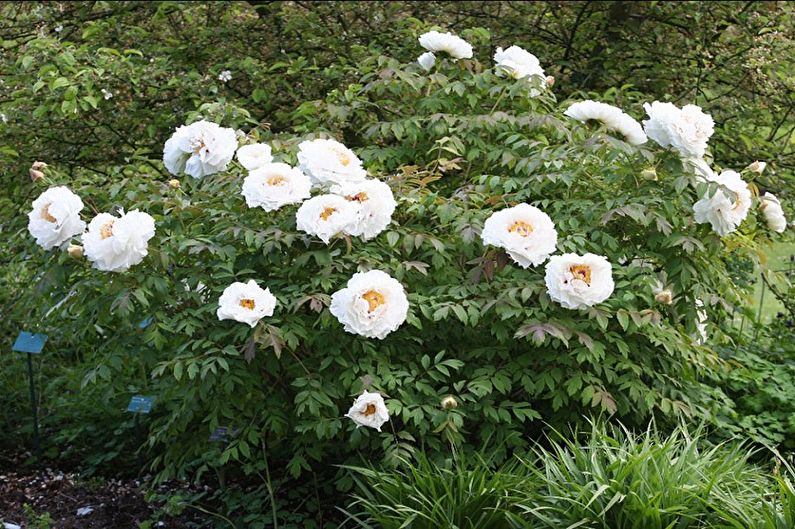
[17,28,789,491]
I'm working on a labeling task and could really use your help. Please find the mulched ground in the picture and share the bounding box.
[0,465,206,528]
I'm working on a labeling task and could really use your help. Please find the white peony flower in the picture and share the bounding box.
[163,120,238,178]
[242,162,311,212]
[760,192,787,233]
[27,186,86,250]
[417,51,436,71]
[297,138,367,187]
[236,143,273,171]
[643,101,714,158]
[418,30,473,60]
[330,179,396,240]
[216,279,277,328]
[565,100,647,145]
[481,204,557,268]
[493,45,545,80]
[545,253,615,309]
[693,170,751,236]
[345,390,389,431]
[82,210,155,272]
[295,194,359,244]
[330,270,409,339]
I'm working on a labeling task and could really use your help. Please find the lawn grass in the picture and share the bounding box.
[754,242,795,324]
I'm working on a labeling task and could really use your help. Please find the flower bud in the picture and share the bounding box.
[747,160,766,174]
[30,169,45,182]
[640,167,658,181]
[67,244,83,259]
[441,396,458,410]
[31,161,48,170]
[655,289,673,305]
[545,75,555,88]
[168,179,181,189]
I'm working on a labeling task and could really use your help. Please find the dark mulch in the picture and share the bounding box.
[0,463,207,528]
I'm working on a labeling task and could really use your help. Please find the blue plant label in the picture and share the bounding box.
[127,395,154,414]
[12,332,48,354]
[138,317,154,329]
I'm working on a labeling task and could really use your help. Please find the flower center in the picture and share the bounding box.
[319,207,337,221]
[569,264,592,285]
[239,298,256,310]
[346,192,369,203]
[266,175,287,186]
[335,149,351,167]
[40,204,57,223]
[99,220,115,240]
[192,138,207,154]
[361,403,377,416]
[732,193,743,210]
[508,220,534,237]
[362,290,385,312]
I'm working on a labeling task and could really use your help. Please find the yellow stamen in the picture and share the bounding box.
[508,220,534,237]
[319,207,337,220]
[569,264,592,285]
[40,204,56,223]
[239,298,256,310]
[100,221,115,240]
[346,192,369,203]
[361,403,377,416]
[336,151,351,167]
[266,175,287,186]
[362,290,385,312]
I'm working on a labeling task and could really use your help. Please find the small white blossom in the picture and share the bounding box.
[545,253,615,309]
[330,270,409,339]
[297,138,367,187]
[330,179,396,240]
[242,162,311,212]
[747,160,766,174]
[565,100,647,145]
[236,143,273,171]
[417,51,436,71]
[216,279,277,328]
[643,101,714,158]
[418,30,473,60]
[759,192,787,233]
[27,186,86,250]
[481,204,557,268]
[218,70,232,83]
[163,120,238,178]
[100,88,113,100]
[55,25,64,33]
[493,45,545,80]
[295,194,359,244]
[83,210,155,272]
[345,390,389,431]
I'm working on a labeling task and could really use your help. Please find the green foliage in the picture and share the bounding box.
[345,422,795,529]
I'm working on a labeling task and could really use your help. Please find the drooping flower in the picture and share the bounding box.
[760,192,787,233]
[565,100,647,145]
[297,138,367,187]
[481,204,557,268]
[163,120,238,178]
[295,194,359,244]
[418,30,473,60]
[216,279,277,328]
[693,170,751,236]
[27,186,86,250]
[330,270,409,339]
[236,143,273,171]
[331,179,396,240]
[417,51,436,71]
[643,101,714,158]
[218,70,232,83]
[345,390,389,431]
[82,210,155,272]
[493,45,545,80]
[545,253,615,309]
[242,162,311,212]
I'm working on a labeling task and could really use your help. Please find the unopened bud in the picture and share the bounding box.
[545,75,555,88]
[441,396,458,410]
[655,289,673,305]
[747,160,766,174]
[67,244,83,259]
[31,161,48,170]
[168,179,181,189]
[641,167,657,181]
[30,169,45,181]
